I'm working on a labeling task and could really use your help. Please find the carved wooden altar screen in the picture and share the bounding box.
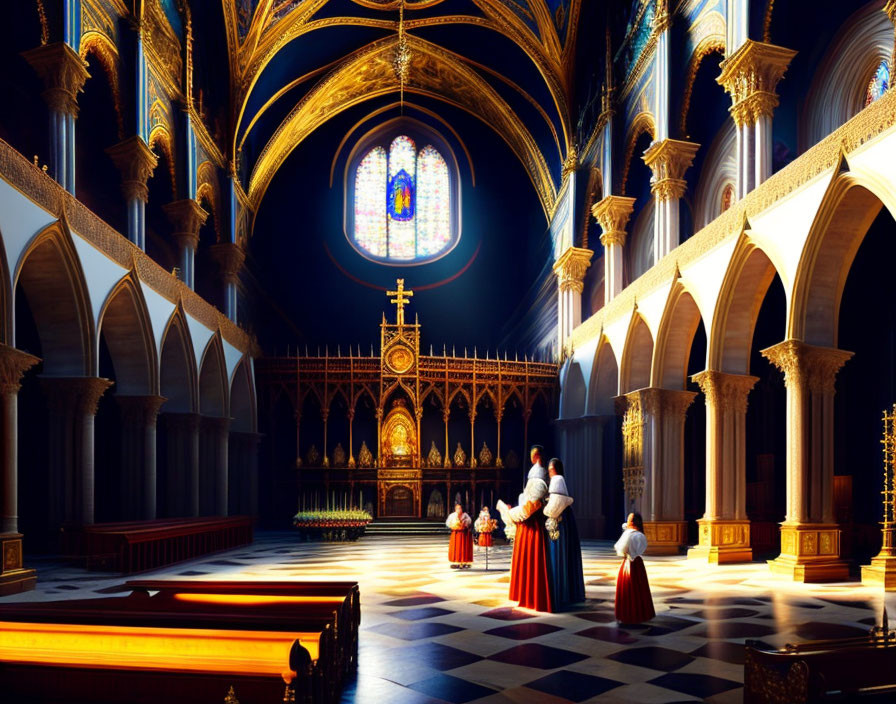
[255,280,558,519]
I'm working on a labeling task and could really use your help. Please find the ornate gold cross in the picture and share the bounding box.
[387,278,414,326]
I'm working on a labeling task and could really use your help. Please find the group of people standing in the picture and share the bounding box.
[445,444,654,622]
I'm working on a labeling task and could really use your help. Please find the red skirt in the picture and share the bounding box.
[449,529,473,563]
[478,532,493,547]
[615,556,655,624]
[509,515,553,612]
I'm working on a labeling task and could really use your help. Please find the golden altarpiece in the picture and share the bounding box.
[256,281,557,518]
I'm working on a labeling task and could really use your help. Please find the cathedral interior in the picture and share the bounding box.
[2,1,896,702]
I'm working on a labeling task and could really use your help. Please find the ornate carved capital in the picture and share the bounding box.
[761,340,853,394]
[642,139,700,203]
[886,0,896,24]
[116,395,166,426]
[40,377,113,416]
[717,40,797,125]
[208,242,246,285]
[22,42,89,116]
[164,199,208,251]
[593,195,636,249]
[553,246,593,294]
[105,136,158,203]
[0,345,40,395]
[691,371,758,414]
[562,145,578,176]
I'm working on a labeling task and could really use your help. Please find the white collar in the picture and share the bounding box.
[549,475,569,496]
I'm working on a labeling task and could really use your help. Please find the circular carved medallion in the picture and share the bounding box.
[387,345,414,374]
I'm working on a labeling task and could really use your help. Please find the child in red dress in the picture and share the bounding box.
[474,506,496,546]
[614,512,655,624]
[446,504,473,569]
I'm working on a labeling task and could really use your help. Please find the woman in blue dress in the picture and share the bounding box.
[544,458,586,608]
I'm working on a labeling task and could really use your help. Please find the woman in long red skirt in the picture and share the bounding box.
[446,504,473,568]
[614,512,655,624]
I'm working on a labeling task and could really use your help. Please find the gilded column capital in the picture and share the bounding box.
[553,246,593,294]
[886,0,896,24]
[0,344,40,395]
[115,395,167,426]
[642,139,700,203]
[106,136,158,203]
[761,340,853,394]
[164,199,209,251]
[209,242,246,285]
[691,370,758,414]
[593,195,636,248]
[40,377,114,416]
[717,40,797,126]
[562,145,578,176]
[22,42,90,116]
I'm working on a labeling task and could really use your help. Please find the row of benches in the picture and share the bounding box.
[0,579,359,703]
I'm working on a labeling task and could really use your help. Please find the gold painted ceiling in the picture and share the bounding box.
[209,0,586,217]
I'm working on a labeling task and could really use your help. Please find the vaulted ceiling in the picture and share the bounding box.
[194,1,591,218]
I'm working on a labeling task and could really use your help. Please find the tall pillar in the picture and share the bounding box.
[762,340,852,582]
[642,139,699,262]
[160,412,201,517]
[22,42,89,194]
[116,395,165,520]
[41,377,113,528]
[200,416,231,516]
[209,242,246,322]
[618,389,695,554]
[717,40,796,198]
[553,247,593,349]
[229,432,261,517]
[688,371,757,564]
[592,196,635,303]
[0,345,39,595]
[164,199,208,289]
[106,136,158,250]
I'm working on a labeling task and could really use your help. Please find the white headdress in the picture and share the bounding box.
[549,474,569,496]
[528,462,547,482]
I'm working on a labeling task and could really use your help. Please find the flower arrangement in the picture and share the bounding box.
[293,508,372,542]
[474,517,498,534]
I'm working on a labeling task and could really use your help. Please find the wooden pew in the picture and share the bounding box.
[83,516,253,572]
[744,631,896,703]
[0,579,360,703]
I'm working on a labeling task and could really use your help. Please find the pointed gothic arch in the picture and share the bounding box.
[97,275,157,395]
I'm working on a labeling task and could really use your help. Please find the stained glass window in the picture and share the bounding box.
[352,135,455,263]
[866,60,889,107]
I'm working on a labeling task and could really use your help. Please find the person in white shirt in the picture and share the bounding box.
[613,512,655,624]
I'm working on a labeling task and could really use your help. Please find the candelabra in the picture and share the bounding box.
[862,404,896,588]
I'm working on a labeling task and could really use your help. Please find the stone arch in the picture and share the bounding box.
[620,313,654,394]
[790,175,889,347]
[620,112,657,196]
[79,31,124,138]
[559,360,586,419]
[198,333,228,417]
[159,309,198,413]
[802,2,893,150]
[693,120,737,230]
[14,223,93,375]
[628,199,655,282]
[96,276,157,394]
[230,357,256,433]
[679,36,726,138]
[587,338,619,414]
[196,161,222,238]
[709,233,784,374]
[0,222,11,344]
[653,283,706,390]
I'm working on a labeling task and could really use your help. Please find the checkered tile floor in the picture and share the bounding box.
[6,534,893,703]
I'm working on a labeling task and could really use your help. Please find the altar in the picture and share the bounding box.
[256,280,558,520]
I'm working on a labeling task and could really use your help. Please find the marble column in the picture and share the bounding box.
[553,247,593,349]
[642,139,699,262]
[22,42,89,193]
[688,371,757,564]
[116,395,165,520]
[164,199,208,289]
[41,377,113,528]
[618,388,696,554]
[592,196,635,303]
[209,242,246,322]
[762,340,852,582]
[200,416,231,516]
[106,136,158,250]
[0,345,40,595]
[160,412,201,517]
[717,40,796,198]
[229,432,261,517]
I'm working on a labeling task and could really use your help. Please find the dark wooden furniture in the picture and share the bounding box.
[0,579,360,704]
[82,516,253,572]
[744,630,896,703]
